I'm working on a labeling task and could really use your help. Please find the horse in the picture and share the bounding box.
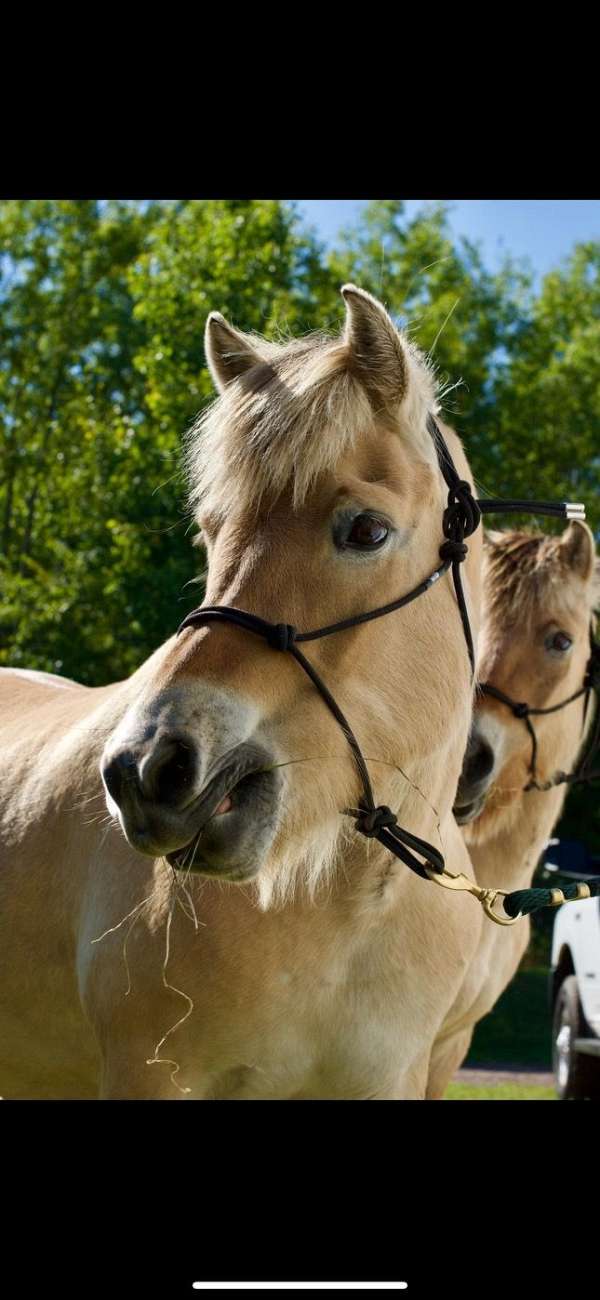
[426,522,599,1098]
[0,285,485,1099]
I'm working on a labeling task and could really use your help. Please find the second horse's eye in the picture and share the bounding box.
[344,514,389,549]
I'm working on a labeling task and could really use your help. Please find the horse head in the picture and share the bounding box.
[101,285,481,904]
[455,521,599,838]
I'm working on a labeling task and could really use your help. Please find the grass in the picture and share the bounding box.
[440,964,555,1099]
[464,966,551,1069]
[445,1082,555,1101]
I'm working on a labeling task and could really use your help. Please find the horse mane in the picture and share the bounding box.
[484,529,600,624]
[185,325,438,523]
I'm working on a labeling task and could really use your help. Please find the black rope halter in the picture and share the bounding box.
[480,631,600,793]
[177,414,585,887]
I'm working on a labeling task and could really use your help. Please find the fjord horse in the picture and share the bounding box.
[0,286,484,1099]
[427,522,598,1097]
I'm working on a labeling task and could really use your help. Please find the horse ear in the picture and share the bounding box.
[341,284,407,411]
[560,520,596,581]
[484,529,505,548]
[205,312,263,393]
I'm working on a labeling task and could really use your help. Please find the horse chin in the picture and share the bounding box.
[164,817,264,882]
[166,836,260,882]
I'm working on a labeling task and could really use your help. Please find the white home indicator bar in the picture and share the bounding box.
[192,1285,408,1291]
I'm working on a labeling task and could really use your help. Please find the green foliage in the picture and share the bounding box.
[554,778,600,852]
[0,198,172,681]
[490,242,600,528]
[1,198,599,847]
[324,200,533,443]
[127,199,328,437]
[466,968,551,1068]
[0,200,328,681]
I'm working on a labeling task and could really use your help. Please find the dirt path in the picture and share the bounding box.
[455,1066,553,1086]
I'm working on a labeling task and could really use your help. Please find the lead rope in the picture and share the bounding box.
[177,415,587,926]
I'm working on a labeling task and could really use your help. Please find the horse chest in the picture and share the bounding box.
[198,940,421,1100]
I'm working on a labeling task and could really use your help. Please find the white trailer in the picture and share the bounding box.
[548,839,600,1099]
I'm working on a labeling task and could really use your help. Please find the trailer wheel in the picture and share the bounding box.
[552,975,600,1100]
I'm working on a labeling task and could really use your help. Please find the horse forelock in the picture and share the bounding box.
[484,529,598,631]
[185,327,438,524]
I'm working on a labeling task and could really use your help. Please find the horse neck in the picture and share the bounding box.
[469,778,572,893]
[470,661,595,892]
[330,748,473,918]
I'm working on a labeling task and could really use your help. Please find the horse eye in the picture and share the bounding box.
[545,631,573,654]
[343,514,389,550]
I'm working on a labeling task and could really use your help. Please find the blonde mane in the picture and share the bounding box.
[185,325,438,523]
[484,529,600,626]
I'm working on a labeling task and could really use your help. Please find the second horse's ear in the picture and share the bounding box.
[204,312,263,392]
[560,519,596,581]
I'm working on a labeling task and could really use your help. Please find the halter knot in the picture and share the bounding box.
[443,480,481,543]
[266,622,296,652]
[439,539,468,564]
[355,804,397,838]
[513,702,529,719]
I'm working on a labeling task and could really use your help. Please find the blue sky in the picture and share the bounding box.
[293,200,600,282]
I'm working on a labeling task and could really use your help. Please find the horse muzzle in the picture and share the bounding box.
[101,735,281,879]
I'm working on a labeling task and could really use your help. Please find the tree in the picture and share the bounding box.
[323,200,533,454]
[0,199,159,681]
[2,200,599,688]
[0,200,330,682]
[1,197,599,851]
[491,242,600,533]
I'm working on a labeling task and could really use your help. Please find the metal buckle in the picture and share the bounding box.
[424,866,522,927]
[479,889,522,926]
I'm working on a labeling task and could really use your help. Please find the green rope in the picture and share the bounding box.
[503,879,600,918]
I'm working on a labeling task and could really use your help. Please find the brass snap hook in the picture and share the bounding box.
[424,867,522,927]
[479,888,522,927]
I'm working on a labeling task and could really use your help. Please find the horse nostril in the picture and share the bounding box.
[102,738,196,811]
[101,750,138,806]
[137,737,196,805]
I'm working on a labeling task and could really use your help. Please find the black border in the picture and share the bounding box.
[0,115,595,1299]
[1,1100,579,1298]
[1,80,597,203]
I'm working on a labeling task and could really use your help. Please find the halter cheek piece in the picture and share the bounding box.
[480,632,600,793]
[177,415,591,918]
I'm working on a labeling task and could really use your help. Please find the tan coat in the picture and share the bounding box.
[427,523,598,1097]
[0,286,485,1099]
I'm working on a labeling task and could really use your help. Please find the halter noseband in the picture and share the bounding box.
[177,413,585,891]
[480,632,600,792]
